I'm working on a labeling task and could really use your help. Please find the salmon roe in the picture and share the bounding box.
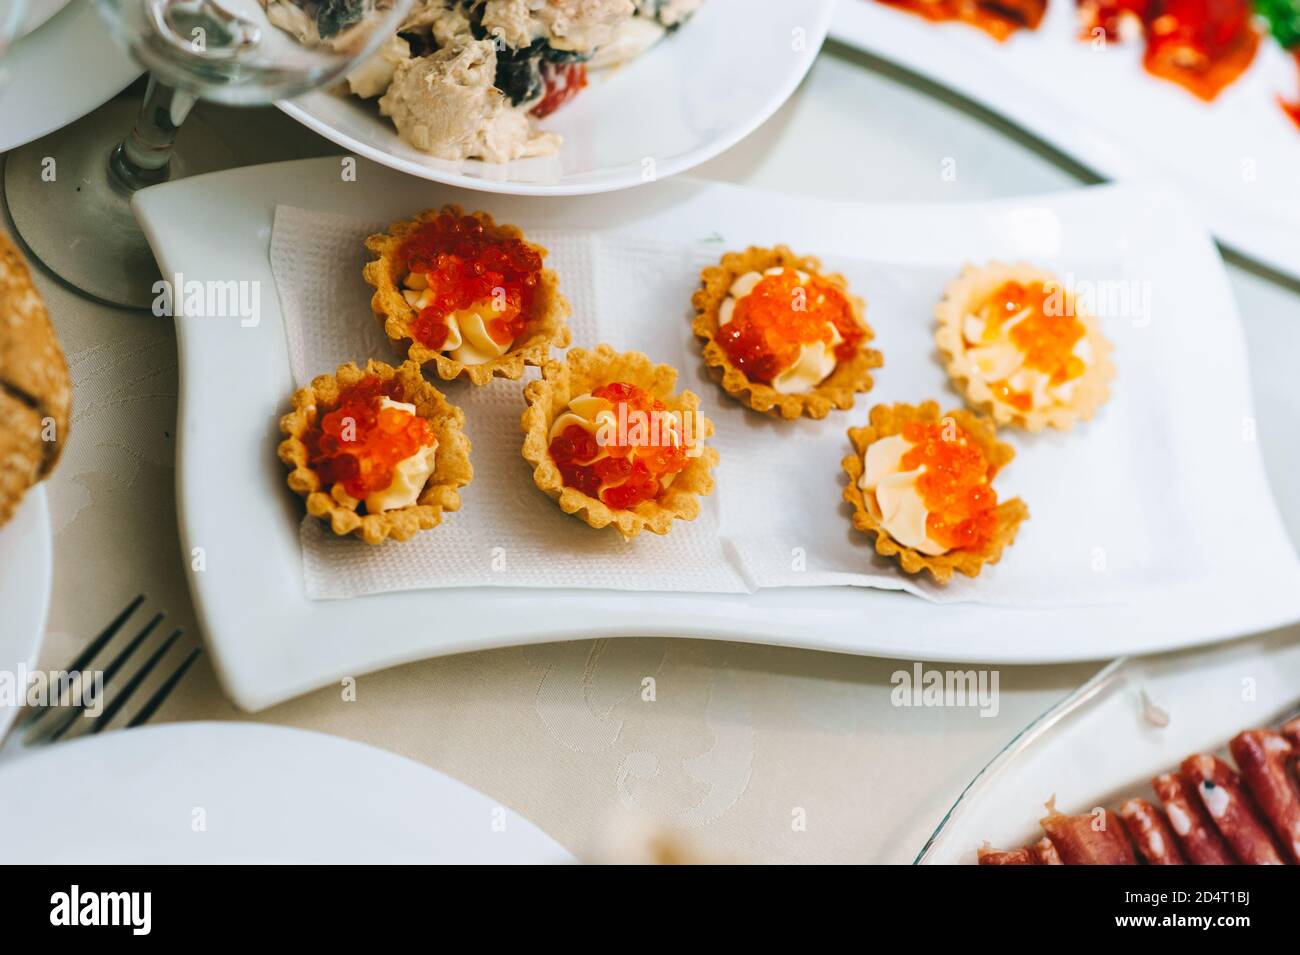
[899,419,999,551]
[399,213,542,352]
[548,381,691,511]
[718,269,864,385]
[305,375,436,501]
[975,280,1086,412]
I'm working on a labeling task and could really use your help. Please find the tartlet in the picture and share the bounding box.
[521,344,719,540]
[936,262,1114,431]
[278,359,472,544]
[363,205,571,385]
[842,401,1028,582]
[692,245,882,420]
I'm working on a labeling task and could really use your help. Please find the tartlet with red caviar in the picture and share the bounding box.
[363,205,571,386]
[842,401,1028,582]
[521,344,719,539]
[278,359,472,544]
[936,262,1114,432]
[692,246,882,420]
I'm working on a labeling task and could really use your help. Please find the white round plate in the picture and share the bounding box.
[0,487,51,739]
[18,0,70,38]
[277,0,835,195]
[0,0,141,154]
[0,722,576,863]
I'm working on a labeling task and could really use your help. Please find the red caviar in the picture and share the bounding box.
[399,212,543,352]
[899,420,1000,551]
[305,375,436,501]
[717,269,865,385]
[548,381,691,510]
[974,280,1086,411]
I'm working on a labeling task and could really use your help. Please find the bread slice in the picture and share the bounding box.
[0,390,45,527]
[0,231,71,528]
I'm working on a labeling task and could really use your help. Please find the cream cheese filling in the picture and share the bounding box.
[857,433,947,557]
[961,305,1093,408]
[719,267,841,394]
[402,272,514,365]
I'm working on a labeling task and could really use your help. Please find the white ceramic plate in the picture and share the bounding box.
[0,0,140,153]
[0,487,51,738]
[917,623,1300,864]
[0,722,574,862]
[831,1,1300,282]
[276,0,834,196]
[132,156,1300,711]
[18,0,70,38]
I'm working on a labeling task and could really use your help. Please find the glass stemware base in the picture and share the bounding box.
[3,93,233,309]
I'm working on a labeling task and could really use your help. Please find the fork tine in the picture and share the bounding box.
[67,594,146,674]
[88,629,184,734]
[22,593,146,728]
[39,612,164,744]
[125,647,202,729]
[97,613,164,685]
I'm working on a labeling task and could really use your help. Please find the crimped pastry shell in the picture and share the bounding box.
[691,245,882,420]
[363,205,570,386]
[521,344,718,540]
[278,359,472,544]
[935,262,1115,432]
[842,400,1028,583]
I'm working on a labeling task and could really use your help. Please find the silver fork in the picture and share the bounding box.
[2,594,202,756]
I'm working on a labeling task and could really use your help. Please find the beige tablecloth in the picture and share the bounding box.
[17,47,1300,863]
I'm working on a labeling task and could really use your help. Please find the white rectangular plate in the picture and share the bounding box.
[917,626,1300,863]
[831,1,1300,282]
[134,157,1300,711]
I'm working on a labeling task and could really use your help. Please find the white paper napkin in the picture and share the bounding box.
[269,204,1226,606]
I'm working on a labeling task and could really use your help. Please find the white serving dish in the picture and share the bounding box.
[133,156,1300,711]
[831,1,1300,283]
[917,623,1300,864]
[276,0,834,196]
[0,0,140,153]
[0,487,52,738]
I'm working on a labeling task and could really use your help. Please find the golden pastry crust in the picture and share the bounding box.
[277,359,472,545]
[936,262,1115,432]
[0,392,45,529]
[521,344,719,540]
[841,401,1029,583]
[363,205,571,386]
[691,245,882,420]
[1,232,72,528]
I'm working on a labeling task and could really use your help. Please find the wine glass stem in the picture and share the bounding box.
[107,74,199,194]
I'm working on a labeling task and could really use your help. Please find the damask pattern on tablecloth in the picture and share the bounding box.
[49,336,178,535]
[525,638,755,830]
